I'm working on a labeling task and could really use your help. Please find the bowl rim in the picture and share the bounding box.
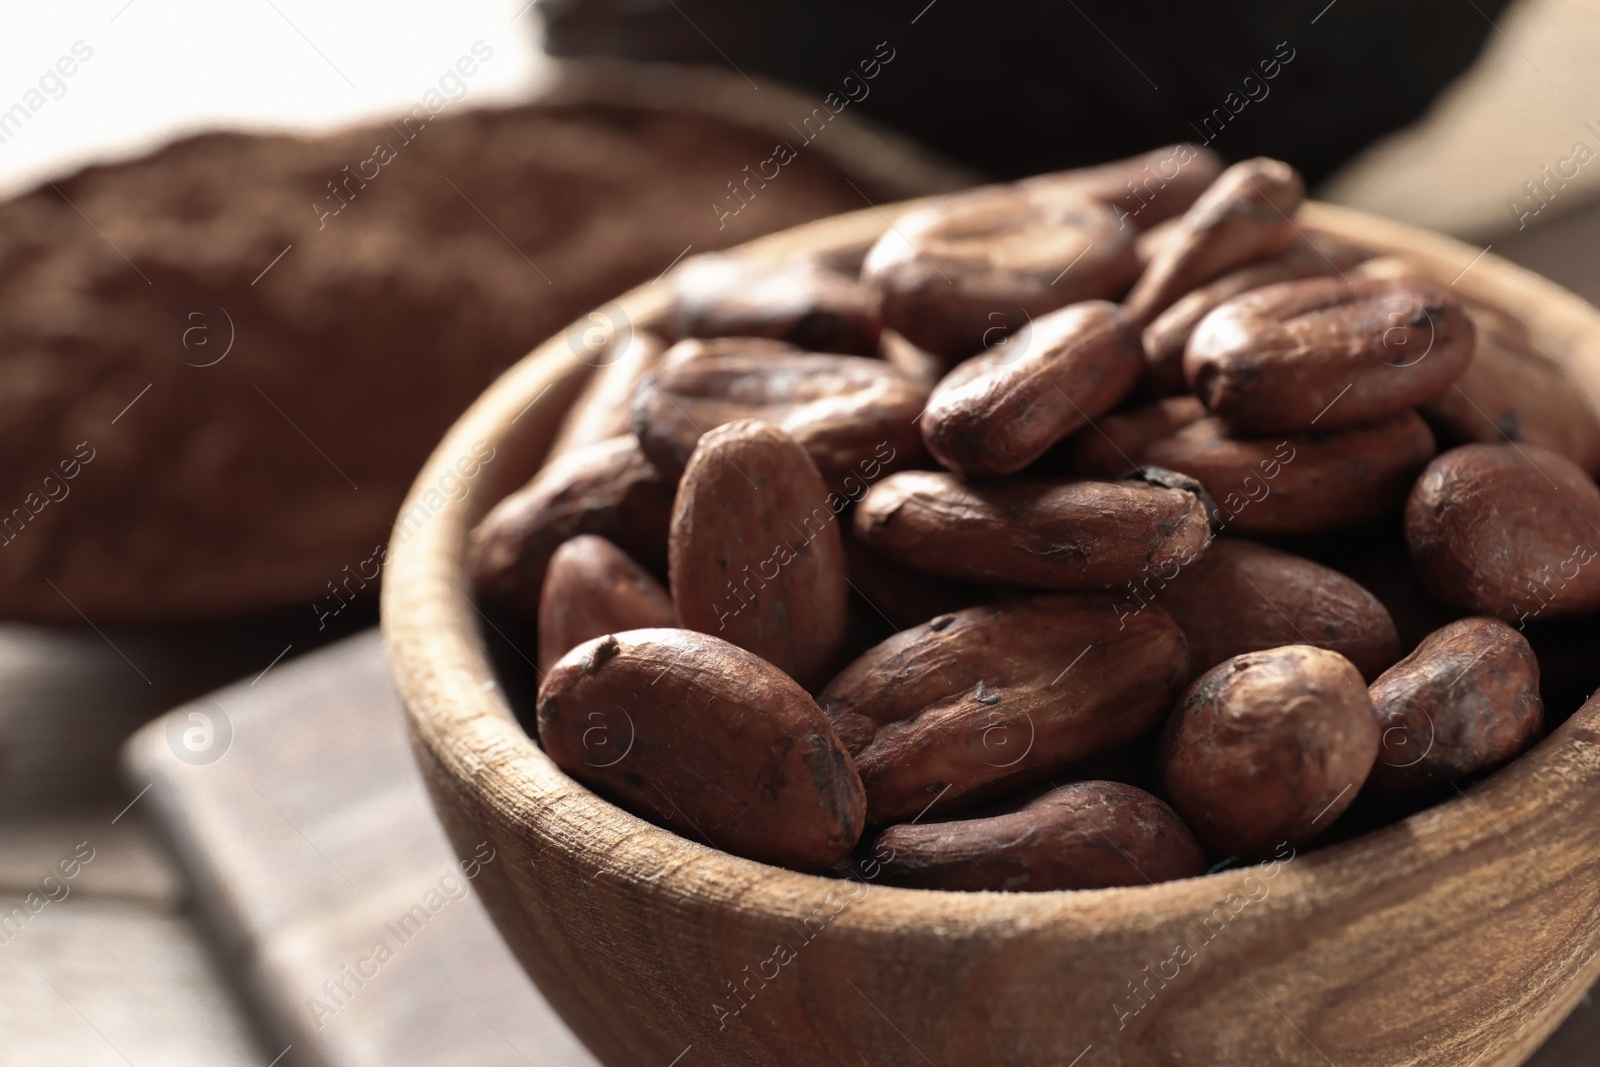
[381,194,1600,927]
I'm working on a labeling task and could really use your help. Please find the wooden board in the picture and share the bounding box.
[120,629,600,1067]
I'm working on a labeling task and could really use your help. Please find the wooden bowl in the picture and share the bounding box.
[382,200,1600,1067]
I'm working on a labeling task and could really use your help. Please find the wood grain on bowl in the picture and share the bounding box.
[383,200,1600,1067]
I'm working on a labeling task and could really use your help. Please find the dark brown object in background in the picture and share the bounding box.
[537,535,675,671]
[1161,645,1379,857]
[820,594,1189,822]
[1185,274,1475,432]
[861,182,1139,358]
[468,436,674,616]
[841,534,982,631]
[668,420,847,689]
[874,780,1206,891]
[0,92,936,623]
[664,255,882,355]
[1123,158,1305,327]
[536,629,865,870]
[1140,240,1360,395]
[1050,395,1207,478]
[919,301,1144,477]
[546,330,668,461]
[1366,617,1543,802]
[1154,538,1400,681]
[633,351,927,481]
[1143,410,1437,536]
[853,470,1211,589]
[1406,443,1600,623]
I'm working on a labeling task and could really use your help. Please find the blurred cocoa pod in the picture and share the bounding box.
[0,97,918,622]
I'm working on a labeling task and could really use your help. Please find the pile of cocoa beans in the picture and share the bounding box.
[468,145,1600,890]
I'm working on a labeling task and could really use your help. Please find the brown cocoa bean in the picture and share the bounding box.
[547,330,668,461]
[633,351,927,481]
[467,436,674,615]
[1141,538,1400,680]
[1185,274,1475,433]
[537,629,865,870]
[1366,616,1543,801]
[1018,143,1226,230]
[669,420,847,688]
[853,470,1211,589]
[657,335,807,369]
[1161,645,1379,857]
[1052,396,1207,479]
[919,301,1144,476]
[879,328,948,390]
[1405,443,1600,623]
[820,594,1190,821]
[1423,299,1600,475]
[1142,410,1437,536]
[861,187,1139,358]
[1140,240,1359,396]
[842,534,984,631]
[538,535,675,670]
[873,781,1206,891]
[666,254,882,355]
[1124,157,1305,326]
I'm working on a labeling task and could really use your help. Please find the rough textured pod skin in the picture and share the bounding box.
[1123,157,1306,326]
[860,186,1139,358]
[1367,616,1544,802]
[1143,410,1437,536]
[919,301,1144,476]
[666,254,882,356]
[853,470,1212,589]
[819,595,1190,822]
[547,330,669,461]
[873,781,1206,891]
[669,420,847,689]
[1405,443,1600,623]
[1184,274,1475,433]
[1140,241,1358,395]
[536,628,865,871]
[1052,396,1207,479]
[1161,645,1379,858]
[1017,143,1226,230]
[633,351,928,481]
[468,436,674,615]
[1147,538,1400,681]
[538,535,676,671]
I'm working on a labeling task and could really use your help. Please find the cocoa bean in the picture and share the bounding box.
[669,420,847,688]
[538,535,675,670]
[537,629,865,870]
[853,470,1211,589]
[920,301,1144,477]
[1051,396,1206,479]
[1366,616,1543,801]
[666,254,882,355]
[547,330,668,461]
[873,781,1206,891]
[1161,645,1378,857]
[820,594,1190,821]
[1405,442,1600,623]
